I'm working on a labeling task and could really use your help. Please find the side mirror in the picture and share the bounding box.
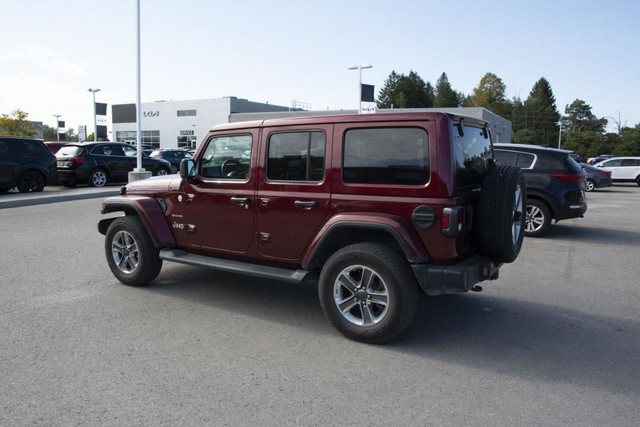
[179,158,196,179]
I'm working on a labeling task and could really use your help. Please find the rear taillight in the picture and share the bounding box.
[70,157,84,165]
[598,171,611,176]
[550,173,585,183]
[442,206,465,237]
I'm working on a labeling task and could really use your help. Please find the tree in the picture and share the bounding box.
[562,99,607,133]
[433,72,460,107]
[43,124,57,141]
[613,124,640,156]
[468,72,511,118]
[560,100,609,157]
[376,70,433,109]
[0,109,38,137]
[512,78,560,145]
[377,71,402,109]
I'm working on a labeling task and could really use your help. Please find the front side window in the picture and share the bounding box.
[200,135,252,180]
[343,128,429,185]
[267,131,326,182]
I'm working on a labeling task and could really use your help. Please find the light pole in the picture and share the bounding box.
[52,114,61,141]
[558,120,563,149]
[348,64,372,113]
[88,88,101,141]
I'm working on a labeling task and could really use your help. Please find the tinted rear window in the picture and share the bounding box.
[452,125,492,189]
[57,146,84,156]
[343,128,429,185]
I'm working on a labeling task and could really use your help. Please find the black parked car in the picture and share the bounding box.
[56,142,172,187]
[149,149,191,174]
[580,163,612,192]
[0,136,57,193]
[494,143,587,237]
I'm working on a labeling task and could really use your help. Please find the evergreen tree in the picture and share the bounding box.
[377,71,402,109]
[561,99,608,156]
[521,78,560,145]
[433,72,460,107]
[562,99,607,133]
[376,70,433,108]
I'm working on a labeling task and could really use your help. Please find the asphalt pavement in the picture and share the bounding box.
[0,185,121,209]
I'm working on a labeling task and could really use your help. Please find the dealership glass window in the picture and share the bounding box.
[116,130,159,148]
[178,135,198,148]
[267,131,326,182]
[199,135,252,180]
[343,128,429,185]
[177,110,197,117]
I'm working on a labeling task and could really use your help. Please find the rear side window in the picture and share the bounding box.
[495,149,535,169]
[267,131,326,182]
[620,158,639,166]
[452,125,492,188]
[343,128,429,185]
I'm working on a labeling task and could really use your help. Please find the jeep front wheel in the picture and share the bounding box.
[318,243,418,344]
[105,216,162,286]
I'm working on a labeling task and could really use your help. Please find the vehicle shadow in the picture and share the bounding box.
[393,293,640,396]
[144,264,640,397]
[541,223,640,246]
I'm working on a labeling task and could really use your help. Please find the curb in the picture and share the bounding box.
[0,188,121,210]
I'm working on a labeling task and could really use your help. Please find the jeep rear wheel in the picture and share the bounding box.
[318,243,418,344]
[105,216,162,286]
[478,164,526,263]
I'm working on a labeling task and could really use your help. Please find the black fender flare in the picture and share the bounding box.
[98,195,176,248]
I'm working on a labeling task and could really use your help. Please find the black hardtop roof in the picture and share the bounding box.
[209,111,488,132]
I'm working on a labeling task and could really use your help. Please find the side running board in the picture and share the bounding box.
[159,248,311,284]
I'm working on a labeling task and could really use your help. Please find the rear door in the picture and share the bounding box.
[256,125,332,260]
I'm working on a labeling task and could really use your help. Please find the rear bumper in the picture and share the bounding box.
[412,255,502,296]
[57,169,87,183]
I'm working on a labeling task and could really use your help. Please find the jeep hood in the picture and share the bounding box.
[124,175,183,193]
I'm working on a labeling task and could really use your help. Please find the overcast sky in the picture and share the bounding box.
[1,0,638,135]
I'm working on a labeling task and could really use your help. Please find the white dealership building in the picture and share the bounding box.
[111,97,512,149]
[111,97,299,149]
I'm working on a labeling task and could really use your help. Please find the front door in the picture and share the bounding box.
[184,132,257,253]
[256,126,332,260]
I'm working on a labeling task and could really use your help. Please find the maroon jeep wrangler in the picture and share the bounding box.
[98,112,525,343]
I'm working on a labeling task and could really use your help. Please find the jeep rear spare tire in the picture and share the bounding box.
[477,164,526,263]
[318,242,419,344]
